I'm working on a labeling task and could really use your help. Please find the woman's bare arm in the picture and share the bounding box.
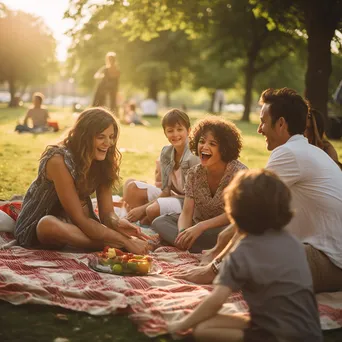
[96,183,119,228]
[177,196,195,231]
[46,155,112,240]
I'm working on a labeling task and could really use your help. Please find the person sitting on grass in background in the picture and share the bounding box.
[15,107,149,255]
[152,116,247,253]
[15,92,50,133]
[305,107,341,169]
[123,103,148,126]
[168,169,323,342]
[123,109,200,225]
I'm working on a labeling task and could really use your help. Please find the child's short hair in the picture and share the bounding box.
[33,92,44,104]
[161,108,190,131]
[129,103,136,111]
[224,169,293,234]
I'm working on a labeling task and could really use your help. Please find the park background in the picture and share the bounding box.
[0,0,342,341]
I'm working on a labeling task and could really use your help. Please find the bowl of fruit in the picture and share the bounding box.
[89,246,161,276]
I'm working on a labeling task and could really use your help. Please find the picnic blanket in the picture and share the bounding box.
[0,232,342,336]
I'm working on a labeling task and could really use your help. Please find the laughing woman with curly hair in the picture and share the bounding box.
[15,107,148,255]
[152,116,247,253]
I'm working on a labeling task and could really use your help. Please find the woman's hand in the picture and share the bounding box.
[175,223,205,250]
[126,205,146,223]
[115,218,151,241]
[116,218,142,238]
[124,237,149,255]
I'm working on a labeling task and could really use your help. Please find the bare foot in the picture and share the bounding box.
[124,237,149,255]
[170,264,216,284]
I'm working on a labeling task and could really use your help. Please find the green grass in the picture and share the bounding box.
[0,104,341,341]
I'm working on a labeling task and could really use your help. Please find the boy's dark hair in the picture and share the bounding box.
[189,116,242,163]
[259,88,308,136]
[129,103,136,111]
[33,92,44,105]
[224,169,293,234]
[162,108,190,131]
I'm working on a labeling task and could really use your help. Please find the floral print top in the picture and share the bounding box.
[185,160,247,224]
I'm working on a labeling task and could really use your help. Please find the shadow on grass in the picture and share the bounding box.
[0,300,340,342]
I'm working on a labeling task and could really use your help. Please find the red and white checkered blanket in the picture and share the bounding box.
[0,232,341,337]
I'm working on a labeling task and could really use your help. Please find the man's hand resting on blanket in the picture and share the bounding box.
[170,263,216,284]
[126,205,146,223]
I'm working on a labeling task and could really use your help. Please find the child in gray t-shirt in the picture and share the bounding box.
[168,169,323,342]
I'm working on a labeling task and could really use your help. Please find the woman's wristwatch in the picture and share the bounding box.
[211,258,222,275]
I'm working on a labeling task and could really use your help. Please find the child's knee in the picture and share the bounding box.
[124,180,137,194]
[146,202,160,222]
[124,181,138,200]
[37,216,60,242]
[124,178,136,189]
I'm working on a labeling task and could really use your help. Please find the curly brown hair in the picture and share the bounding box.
[45,107,121,198]
[189,116,242,163]
[224,169,293,234]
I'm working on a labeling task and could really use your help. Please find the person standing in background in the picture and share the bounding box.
[93,52,120,114]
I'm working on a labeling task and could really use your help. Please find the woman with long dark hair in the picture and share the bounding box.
[15,107,148,254]
[305,108,341,169]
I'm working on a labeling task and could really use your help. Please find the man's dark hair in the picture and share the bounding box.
[259,88,308,135]
[224,169,293,234]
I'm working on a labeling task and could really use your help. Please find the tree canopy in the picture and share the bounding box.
[0,4,57,106]
[253,0,342,118]
[65,0,341,119]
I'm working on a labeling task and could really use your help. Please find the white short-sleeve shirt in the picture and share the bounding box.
[266,135,342,268]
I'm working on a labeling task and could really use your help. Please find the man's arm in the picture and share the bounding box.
[266,146,301,187]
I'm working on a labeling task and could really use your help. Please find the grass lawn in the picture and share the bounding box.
[0,104,341,341]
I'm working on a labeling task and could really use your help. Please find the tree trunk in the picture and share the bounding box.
[148,80,158,101]
[241,61,255,122]
[209,90,215,113]
[8,79,18,107]
[304,5,337,122]
[165,90,171,107]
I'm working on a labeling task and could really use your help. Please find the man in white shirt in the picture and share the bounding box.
[175,88,342,293]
